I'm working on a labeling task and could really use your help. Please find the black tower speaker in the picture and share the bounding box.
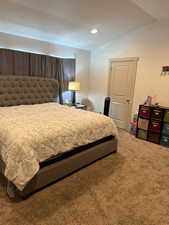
[104,97,110,116]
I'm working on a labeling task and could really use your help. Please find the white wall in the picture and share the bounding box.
[0,32,90,102]
[1,20,169,113]
[89,20,169,115]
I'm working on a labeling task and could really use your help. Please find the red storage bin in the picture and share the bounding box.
[139,106,150,119]
[149,120,161,132]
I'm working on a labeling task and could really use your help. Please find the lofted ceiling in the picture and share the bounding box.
[0,0,163,50]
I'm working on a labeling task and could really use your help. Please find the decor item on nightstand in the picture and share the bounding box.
[68,81,80,105]
[136,104,169,148]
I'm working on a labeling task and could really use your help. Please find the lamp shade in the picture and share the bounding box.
[68,82,80,91]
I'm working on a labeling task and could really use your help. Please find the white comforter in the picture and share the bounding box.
[0,103,118,190]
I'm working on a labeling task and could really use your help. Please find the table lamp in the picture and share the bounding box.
[68,81,80,105]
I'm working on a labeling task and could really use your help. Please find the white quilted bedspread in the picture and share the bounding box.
[0,103,118,190]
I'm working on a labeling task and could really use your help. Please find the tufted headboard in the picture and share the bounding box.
[0,76,59,107]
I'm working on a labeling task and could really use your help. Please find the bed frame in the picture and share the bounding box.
[0,75,117,198]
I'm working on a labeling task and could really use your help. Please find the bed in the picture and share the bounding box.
[0,75,118,198]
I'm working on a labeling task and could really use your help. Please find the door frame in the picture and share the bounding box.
[108,57,139,130]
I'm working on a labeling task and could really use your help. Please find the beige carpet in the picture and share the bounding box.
[1,129,169,225]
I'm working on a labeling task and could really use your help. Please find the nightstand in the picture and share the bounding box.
[75,104,86,110]
[64,103,87,110]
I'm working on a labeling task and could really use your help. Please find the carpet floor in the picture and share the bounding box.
[1,129,169,225]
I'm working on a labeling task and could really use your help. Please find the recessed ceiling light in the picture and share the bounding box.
[90,29,98,34]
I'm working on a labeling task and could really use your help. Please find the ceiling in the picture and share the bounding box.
[131,0,169,20]
[0,0,165,50]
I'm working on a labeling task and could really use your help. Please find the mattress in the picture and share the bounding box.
[0,103,118,190]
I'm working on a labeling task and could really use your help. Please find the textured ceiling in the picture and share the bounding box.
[0,0,155,50]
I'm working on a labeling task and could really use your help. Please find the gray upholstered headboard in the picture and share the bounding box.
[0,76,59,107]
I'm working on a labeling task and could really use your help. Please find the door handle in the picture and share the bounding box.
[126,99,130,103]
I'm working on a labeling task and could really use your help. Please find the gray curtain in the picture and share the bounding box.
[0,49,75,104]
[13,50,30,75]
[0,49,14,75]
[57,59,67,104]
[29,53,46,77]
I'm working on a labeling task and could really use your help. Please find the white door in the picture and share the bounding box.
[108,58,138,130]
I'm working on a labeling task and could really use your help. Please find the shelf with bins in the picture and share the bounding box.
[136,105,169,148]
